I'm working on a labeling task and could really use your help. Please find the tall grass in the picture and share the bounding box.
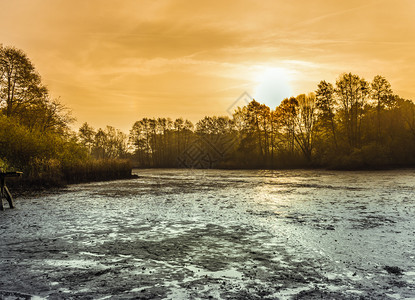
[62,159,133,184]
[7,158,134,189]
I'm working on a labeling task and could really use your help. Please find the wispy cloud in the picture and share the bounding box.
[0,0,414,131]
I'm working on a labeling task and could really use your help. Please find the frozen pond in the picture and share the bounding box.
[1,169,415,299]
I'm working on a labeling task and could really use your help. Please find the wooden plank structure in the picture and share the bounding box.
[0,171,22,210]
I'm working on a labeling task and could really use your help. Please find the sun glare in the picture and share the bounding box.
[253,67,293,109]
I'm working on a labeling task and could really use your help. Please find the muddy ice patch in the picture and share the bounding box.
[91,224,326,299]
[0,222,330,299]
[0,290,44,300]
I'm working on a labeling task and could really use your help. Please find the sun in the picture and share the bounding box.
[252,66,293,109]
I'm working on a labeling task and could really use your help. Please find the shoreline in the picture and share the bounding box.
[6,174,139,198]
[5,166,415,197]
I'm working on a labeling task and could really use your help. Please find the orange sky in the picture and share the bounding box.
[1,0,414,132]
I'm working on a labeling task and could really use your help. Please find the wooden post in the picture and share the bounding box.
[0,175,4,211]
[0,172,22,210]
[0,175,7,210]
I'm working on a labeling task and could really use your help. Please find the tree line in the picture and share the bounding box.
[2,44,415,186]
[128,74,415,169]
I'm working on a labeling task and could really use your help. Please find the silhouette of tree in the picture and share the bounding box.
[79,122,96,154]
[335,73,370,149]
[275,97,298,155]
[371,75,394,144]
[92,126,127,159]
[0,46,48,117]
[0,46,71,133]
[316,80,337,148]
[294,93,317,161]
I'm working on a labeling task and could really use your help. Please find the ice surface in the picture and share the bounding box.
[0,169,414,299]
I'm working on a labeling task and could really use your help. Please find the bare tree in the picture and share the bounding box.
[316,80,337,148]
[0,46,47,117]
[335,73,370,149]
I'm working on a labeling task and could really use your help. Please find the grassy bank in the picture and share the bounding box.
[0,114,135,190]
[6,158,135,190]
[62,159,134,184]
